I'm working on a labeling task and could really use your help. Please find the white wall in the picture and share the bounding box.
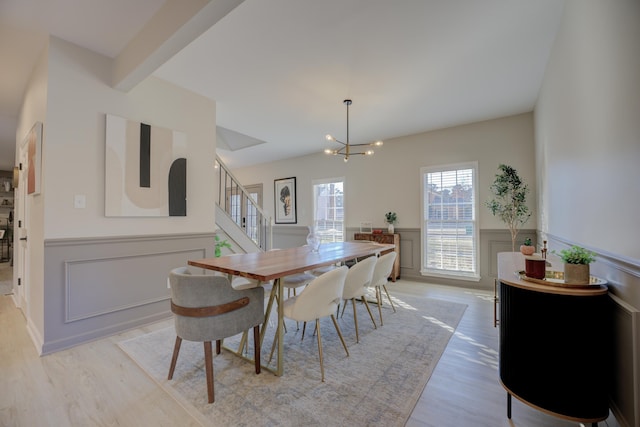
[16,39,49,340]
[16,36,217,351]
[233,113,536,232]
[43,37,217,239]
[535,0,640,263]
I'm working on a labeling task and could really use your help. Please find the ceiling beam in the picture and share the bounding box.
[112,0,245,92]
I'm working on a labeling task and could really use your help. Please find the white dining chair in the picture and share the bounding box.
[281,266,349,381]
[368,252,398,326]
[340,256,377,343]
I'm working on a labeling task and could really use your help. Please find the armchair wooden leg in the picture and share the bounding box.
[168,336,182,380]
[204,341,214,403]
[253,325,261,374]
[216,339,221,355]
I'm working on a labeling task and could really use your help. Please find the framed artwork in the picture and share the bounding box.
[274,177,296,224]
[25,122,43,195]
[105,114,187,217]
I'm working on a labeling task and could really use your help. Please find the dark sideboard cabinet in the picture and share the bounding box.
[497,252,610,426]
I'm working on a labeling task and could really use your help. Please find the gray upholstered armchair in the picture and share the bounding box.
[167,266,264,403]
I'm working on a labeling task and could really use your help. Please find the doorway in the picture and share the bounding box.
[14,139,30,315]
[225,183,263,242]
[0,170,14,295]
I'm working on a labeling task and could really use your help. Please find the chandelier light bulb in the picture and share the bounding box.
[365,150,374,155]
[374,140,384,146]
[325,134,335,142]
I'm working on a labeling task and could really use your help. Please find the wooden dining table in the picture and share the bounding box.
[188,241,395,376]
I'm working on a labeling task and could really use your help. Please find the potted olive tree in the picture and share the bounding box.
[486,164,531,252]
[554,245,596,284]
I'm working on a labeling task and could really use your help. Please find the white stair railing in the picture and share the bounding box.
[215,156,272,251]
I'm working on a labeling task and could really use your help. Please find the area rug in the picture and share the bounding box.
[118,292,466,427]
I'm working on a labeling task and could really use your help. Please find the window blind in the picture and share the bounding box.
[313,179,344,243]
[422,164,478,279]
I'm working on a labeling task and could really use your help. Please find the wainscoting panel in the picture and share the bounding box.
[269,227,535,290]
[65,249,205,323]
[609,294,640,427]
[343,227,535,290]
[398,235,415,271]
[42,233,214,354]
[546,234,640,427]
[272,225,309,249]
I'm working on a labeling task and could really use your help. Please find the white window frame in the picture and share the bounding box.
[420,162,479,281]
[312,177,345,243]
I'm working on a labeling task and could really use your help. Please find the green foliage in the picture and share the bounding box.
[523,237,532,246]
[553,245,596,264]
[385,212,397,224]
[486,164,531,251]
[214,235,232,257]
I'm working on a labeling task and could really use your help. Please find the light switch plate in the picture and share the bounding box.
[74,194,86,209]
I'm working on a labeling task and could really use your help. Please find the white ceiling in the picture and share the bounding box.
[0,0,565,170]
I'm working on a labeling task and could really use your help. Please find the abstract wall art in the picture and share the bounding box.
[105,114,187,217]
[25,122,43,195]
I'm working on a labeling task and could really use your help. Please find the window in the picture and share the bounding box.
[313,178,344,243]
[421,163,479,280]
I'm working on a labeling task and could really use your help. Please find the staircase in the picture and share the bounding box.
[215,156,271,253]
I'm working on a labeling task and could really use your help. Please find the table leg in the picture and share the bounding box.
[257,278,284,376]
[219,279,282,376]
[260,279,278,345]
[276,278,284,376]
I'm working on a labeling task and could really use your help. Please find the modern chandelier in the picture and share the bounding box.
[324,99,383,162]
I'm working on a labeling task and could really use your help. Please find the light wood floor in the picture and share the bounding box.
[0,271,620,427]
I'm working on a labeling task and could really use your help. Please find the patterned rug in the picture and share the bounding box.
[119,291,466,427]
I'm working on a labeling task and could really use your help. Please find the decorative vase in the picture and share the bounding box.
[520,245,535,256]
[387,223,394,234]
[306,226,321,252]
[564,263,590,284]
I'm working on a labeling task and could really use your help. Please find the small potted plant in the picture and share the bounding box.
[520,238,535,256]
[214,235,232,257]
[384,212,397,234]
[553,245,596,284]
